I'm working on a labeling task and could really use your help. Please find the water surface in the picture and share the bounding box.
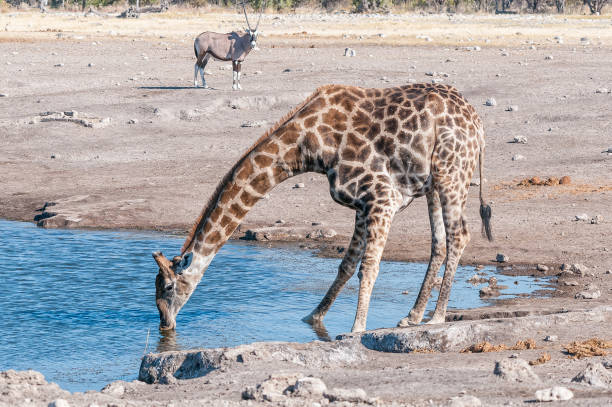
[0,219,547,392]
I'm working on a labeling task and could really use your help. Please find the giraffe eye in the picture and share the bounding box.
[165,282,174,291]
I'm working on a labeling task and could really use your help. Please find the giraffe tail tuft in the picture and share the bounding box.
[478,145,493,242]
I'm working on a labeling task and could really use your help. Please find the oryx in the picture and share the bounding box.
[193,2,263,90]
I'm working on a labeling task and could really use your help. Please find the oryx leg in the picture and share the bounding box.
[303,212,367,325]
[232,60,242,91]
[398,189,446,327]
[195,54,211,89]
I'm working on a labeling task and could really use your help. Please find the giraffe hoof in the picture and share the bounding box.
[397,317,420,327]
[301,313,321,324]
[425,316,445,325]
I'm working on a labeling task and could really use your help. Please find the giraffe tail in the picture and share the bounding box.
[478,145,493,241]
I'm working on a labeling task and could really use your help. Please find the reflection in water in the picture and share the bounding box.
[157,329,181,353]
[0,219,550,392]
[307,320,332,342]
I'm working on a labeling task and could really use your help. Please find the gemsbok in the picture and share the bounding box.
[193,2,263,90]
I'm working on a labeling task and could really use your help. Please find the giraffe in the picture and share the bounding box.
[152,83,493,333]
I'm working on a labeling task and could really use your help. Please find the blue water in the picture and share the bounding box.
[0,219,548,392]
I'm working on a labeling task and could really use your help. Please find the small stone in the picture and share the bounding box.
[545,55,554,60]
[512,154,525,161]
[432,78,444,84]
[494,359,540,383]
[544,335,558,342]
[559,176,571,184]
[48,400,70,407]
[288,377,327,398]
[501,51,509,56]
[241,120,267,128]
[535,386,573,402]
[575,213,590,221]
[570,263,589,275]
[506,105,519,112]
[564,280,579,286]
[512,135,527,144]
[343,48,356,57]
[591,215,603,224]
[485,98,497,106]
[275,219,285,224]
[87,63,94,67]
[101,381,125,396]
[127,119,138,124]
[283,68,292,73]
[529,45,537,50]
[324,388,368,403]
[447,395,482,407]
[293,183,305,189]
[0,93,8,97]
[595,88,609,94]
[575,290,601,299]
[54,63,64,67]
[425,71,435,76]
[536,264,549,272]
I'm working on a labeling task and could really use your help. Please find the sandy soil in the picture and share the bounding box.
[0,9,611,406]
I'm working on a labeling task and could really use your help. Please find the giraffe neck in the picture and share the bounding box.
[180,134,303,280]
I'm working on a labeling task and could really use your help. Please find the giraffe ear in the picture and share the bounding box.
[177,252,193,274]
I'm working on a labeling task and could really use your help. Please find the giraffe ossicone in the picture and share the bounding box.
[153,83,493,333]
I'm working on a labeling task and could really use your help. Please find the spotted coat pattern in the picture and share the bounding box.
[153,83,493,333]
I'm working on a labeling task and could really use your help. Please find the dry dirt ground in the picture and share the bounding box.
[0,9,611,406]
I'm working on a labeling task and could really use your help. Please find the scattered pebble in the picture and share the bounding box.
[575,290,601,299]
[595,88,609,94]
[544,335,558,342]
[536,264,549,272]
[432,78,444,84]
[0,93,8,97]
[535,386,573,402]
[575,213,589,221]
[496,253,509,263]
[572,362,612,387]
[293,183,305,189]
[505,105,519,112]
[512,154,525,161]
[512,136,527,144]
[544,55,554,60]
[241,120,267,128]
[563,280,579,286]
[501,51,510,56]
[54,63,64,67]
[485,98,497,106]
[447,395,482,407]
[283,68,292,73]
[87,63,94,67]
[127,119,138,124]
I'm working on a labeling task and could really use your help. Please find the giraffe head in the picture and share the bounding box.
[152,251,195,331]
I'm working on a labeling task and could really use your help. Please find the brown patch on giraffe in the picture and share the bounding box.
[427,94,445,116]
[384,118,399,134]
[259,140,279,155]
[374,136,396,156]
[356,145,371,162]
[330,91,358,112]
[278,128,300,145]
[254,154,273,168]
[203,221,212,234]
[271,166,290,183]
[321,108,348,132]
[419,112,432,129]
[209,206,222,223]
[220,215,232,228]
[342,147,357,161]
[403,115,419,132]
[224,221,238,235]
[373,107,385,120]
[347,132,366,149]
[352,110,372,135]
[304,115,318,129]
[229,202,247,218]
[283,147,299,166]
[205,230,222,245]
[398,108,412,121]
[386,105,398,116]
[304,131,321,153]
[347,87,365,98]
[359,100,374,113]
[297,97,327,119]
[365,123,381,141]
[251,173,272,194]
[240,191,258,206]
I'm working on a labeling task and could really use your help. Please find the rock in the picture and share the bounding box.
[545,55,554,60]
[570,264,589,275]
[559,176,571,185]
[506,105,519,112]
[101,381,126,396]
[536,264,549,272]
[243,374,302,402]
[512,135,527,144]
[48,400,70,407]
[544,335,558,342]
[287,377,327,398]
[512,154,525,161]
[54,63,64,67]
[529,45,537,50]
[446,395,482,407]
[241,120,267,128]
[324,388,368,403]
[496,253,509,263]
[501,51,509,57]
[595,88,609,94]
[591,215,603,224]
[535,386,573,402]
[127,119,138,124]
[425,71,435,76]
[0,93,8,97]
[293,183,305,189]
[306,229,337,239]
[575,290,601,299]
[479,286,500,297]
[87,63,94,67]
[563,280,579,286]
[282,68,292,73]
[485,98,497,106]
[493,359,540,383]
[432,78,444,84]
[572,362,612,387]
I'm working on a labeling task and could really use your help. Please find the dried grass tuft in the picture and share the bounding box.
[529,353,551,366]
[564,338,612,359]
[461,338,537,353]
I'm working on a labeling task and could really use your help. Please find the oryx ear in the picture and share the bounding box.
[177,252,193,272]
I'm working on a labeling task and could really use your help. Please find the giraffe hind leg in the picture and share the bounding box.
[427,184,471,325]
[303,212,366,326]
[398,188,446,327]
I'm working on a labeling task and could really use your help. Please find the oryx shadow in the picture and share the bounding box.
[138,86,222,91]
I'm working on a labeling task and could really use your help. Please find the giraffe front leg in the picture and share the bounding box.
[351,207,396,333]
[427,200,471,325]
[398,189,446,327]
[303,212,366,325]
